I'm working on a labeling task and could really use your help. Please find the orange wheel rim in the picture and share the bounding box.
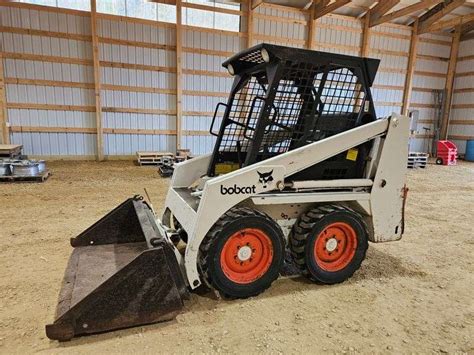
[220,228,273,284]
[313,222,357,272]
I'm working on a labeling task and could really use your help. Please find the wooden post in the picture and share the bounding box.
[0,52,9,144]
[91,0,104,161]
[361,12,371,57]
[235,0,254,130]
[401,20,419,116]
[247,0,254,48]
[440,26,461,140]
[176,0,183,150]
[307,3,316,49]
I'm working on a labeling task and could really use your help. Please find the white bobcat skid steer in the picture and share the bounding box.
[46,44,410,341]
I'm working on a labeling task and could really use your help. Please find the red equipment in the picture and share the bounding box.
[436,140,457,165]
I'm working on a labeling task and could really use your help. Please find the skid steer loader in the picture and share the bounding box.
[46,44,410,341]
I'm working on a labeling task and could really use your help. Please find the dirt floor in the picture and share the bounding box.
[0,160,473,354]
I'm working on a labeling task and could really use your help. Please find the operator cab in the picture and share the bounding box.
[207,43,380,180]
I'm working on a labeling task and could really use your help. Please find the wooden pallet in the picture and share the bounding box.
[0,144,23,158]
[136,151,175,166]
[407,152,428,169]
[0,170,51,183]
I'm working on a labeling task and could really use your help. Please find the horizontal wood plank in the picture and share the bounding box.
[419,36,452,46]
[371,48,409,57]
[416,53,449,62]
[10,125,178,135]
[450,120,474,125]
[7,103,95,112]
[182,2,245,16]
[458,55,474,62]
[102,84,175,94]
[452,104,474,109]
[102,107,176,115]
[182,25,246,38]
[0,26,91,42]
[414,70,447,78]
[182,69,230,77]
[100,61,176,73]
[10,126,96,133]
[455,71,474,78]
[1,52,93,66]
[454,87,474,93]
[5,78,95,89]
[449,135,474,140]
[253,34,306,46]
[253,12,307,25]
[99,37,175,51]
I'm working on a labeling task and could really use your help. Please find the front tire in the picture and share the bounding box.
[198,207,285,298]
[289,205,368,284]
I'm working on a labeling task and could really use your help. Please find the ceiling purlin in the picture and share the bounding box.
[460,19,474,34]
[418,0,466,34]
[371,0,444,27]
[368,0,400,26]
[314,0,350,20]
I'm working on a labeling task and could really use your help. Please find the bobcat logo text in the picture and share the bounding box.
[220,184,256,195]
[219,170,274,196]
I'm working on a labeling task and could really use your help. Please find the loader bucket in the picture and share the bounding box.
[45,196,188,341]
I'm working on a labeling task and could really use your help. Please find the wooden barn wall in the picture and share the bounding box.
[180,0,245,155]
[409,32,452,153]
[252,4,307,47]
[314,14,362,56]
[98,17,177,155]
[1,5,96,156]
[309,13,452,154]
[0,2,456,158]
[451,37,474,154]
[181,26,243,155]
[369,23,410,120]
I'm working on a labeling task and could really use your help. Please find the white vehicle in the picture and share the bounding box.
[46,44,410,341]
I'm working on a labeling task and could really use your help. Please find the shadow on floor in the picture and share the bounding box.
[249,246,428,300]
[351,247,427,281]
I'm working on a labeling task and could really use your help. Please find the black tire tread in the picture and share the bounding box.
[288,204,368,283]
[198,207,282,297]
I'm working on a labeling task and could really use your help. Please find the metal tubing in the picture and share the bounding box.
[288,178,373,190]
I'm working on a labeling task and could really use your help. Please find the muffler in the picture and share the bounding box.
[45,196,188,341]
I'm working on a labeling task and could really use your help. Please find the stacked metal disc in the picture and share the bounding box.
[0,159,46,177]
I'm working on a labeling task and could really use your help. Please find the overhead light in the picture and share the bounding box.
[227,64,235,75]
[261,48,270,63]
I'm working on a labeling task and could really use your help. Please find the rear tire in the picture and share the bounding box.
[436,157,443,165]
[289,205,368,284]
[198,207,285,298]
